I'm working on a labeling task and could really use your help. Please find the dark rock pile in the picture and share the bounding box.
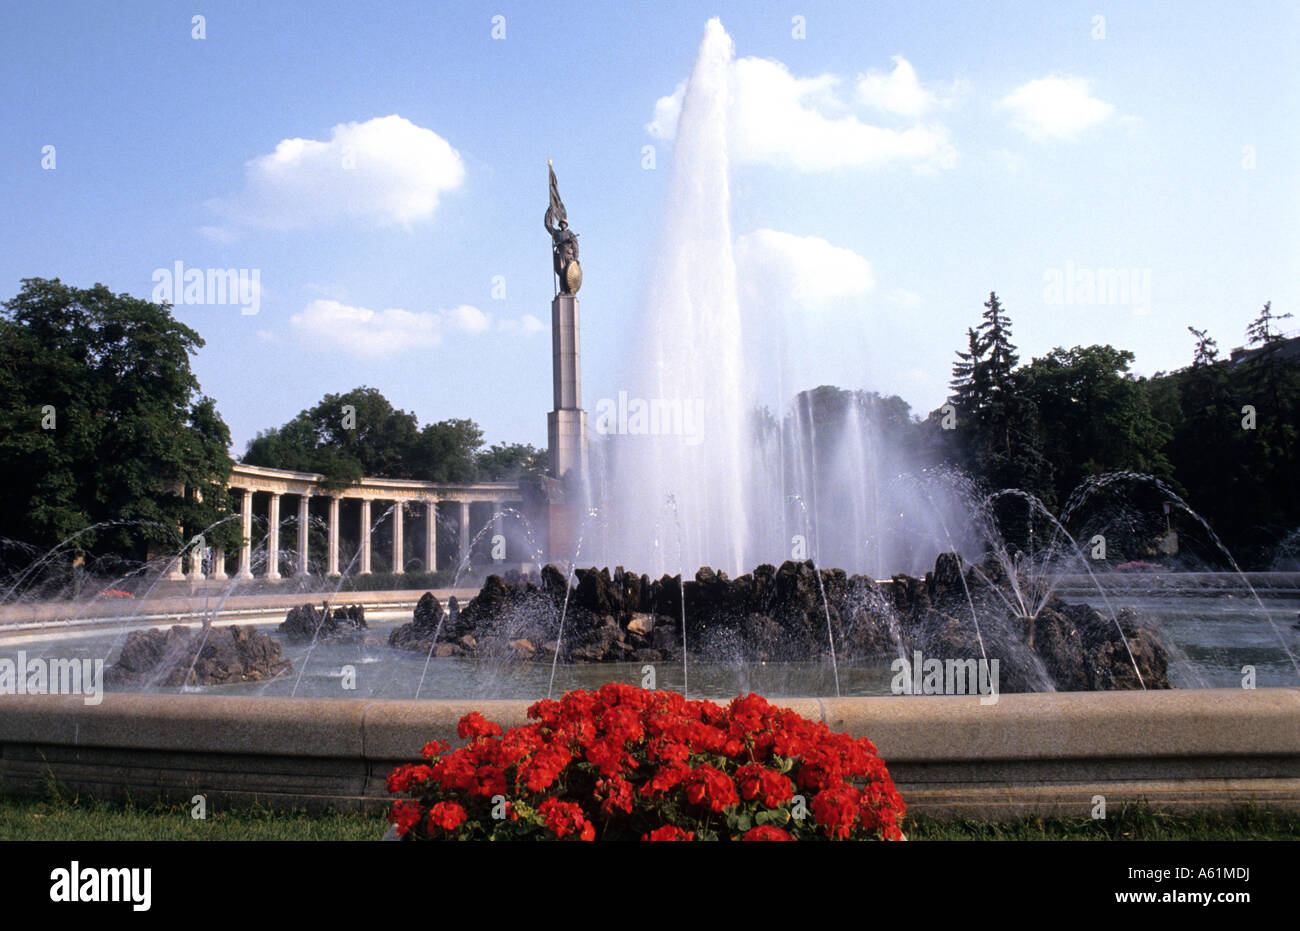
[385,554,1170,692]
[106,624,292,687]
[278,602,367,643]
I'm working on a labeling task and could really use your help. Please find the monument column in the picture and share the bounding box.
[266,493,282,580]
[544,160,589,558]
[296,494,311,576]
[425,500,438,573]
[359,498,372,575]
[392,501,405,574]
[327,496,341,577]
[547,291,589,483]
[236,489,254,579]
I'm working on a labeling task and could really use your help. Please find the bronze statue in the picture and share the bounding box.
[545,160,582,294]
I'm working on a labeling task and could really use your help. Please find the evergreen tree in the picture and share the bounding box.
[1187,326,1219,366]
[946,293,1054,532]
[949,326,984,416]
[976,291,1019,407]
[1246,300,1292,347]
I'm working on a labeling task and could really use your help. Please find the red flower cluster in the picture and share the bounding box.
[386,683,905,841]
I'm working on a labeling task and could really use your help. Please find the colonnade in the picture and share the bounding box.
[167,464,521,581]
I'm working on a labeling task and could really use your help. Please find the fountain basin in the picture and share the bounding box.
[1,688,1296,820]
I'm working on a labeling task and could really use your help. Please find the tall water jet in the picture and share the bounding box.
[606,18,750,577]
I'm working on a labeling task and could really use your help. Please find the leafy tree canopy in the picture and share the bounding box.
[0,278,236,562]
[243,387,520,486]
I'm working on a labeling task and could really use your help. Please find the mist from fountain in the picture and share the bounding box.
[595,19,965,584]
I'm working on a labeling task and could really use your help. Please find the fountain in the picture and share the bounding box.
[0,18,1297,827]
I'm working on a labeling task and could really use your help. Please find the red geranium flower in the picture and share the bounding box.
[385,684,904,842]
[457,711,503,740]
[684,764,740,813]
[742,825,795,841]
[642,825,694,841]
[427,801,467,833]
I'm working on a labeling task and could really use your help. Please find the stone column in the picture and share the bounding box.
[424,500,438,573]
[266,493,282,580]
[166,544,187,581]
[458,501,472,566]
[236,489,254,579]
[392,501,405,574]
[212,548,228,581]
[186,543,205,581]
[296,494,311,576]
[327,496,341,577]
[359,498,372,575]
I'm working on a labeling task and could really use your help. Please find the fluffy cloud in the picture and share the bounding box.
[211,115,465,228]
[856,56,937,117]
[648,53,956,172]
[289,299,539,357]
[998,76,1115,141]
[646,82,686,139]
[735,229,874,306]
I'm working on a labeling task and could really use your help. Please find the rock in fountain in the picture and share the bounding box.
[393,555,1171,691]
[278,602,367,643]
[105,624,291,688]
[887,552,1170,692]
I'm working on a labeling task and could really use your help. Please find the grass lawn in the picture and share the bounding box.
[906,803,1300,841]
[0,793,381,841]
[2,791,1295,841]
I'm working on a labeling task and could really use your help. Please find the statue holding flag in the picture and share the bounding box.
[545,160,582,294]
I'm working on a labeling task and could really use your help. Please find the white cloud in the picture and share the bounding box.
[290,300,541,357]
[648,50,957,172]
[887,288,923,309]
[646,82,686,139]
[998,76,1115,141]
[856,56,937,117]
[290,299,487,357]
[735,229,874,306]
[211,115,465,228]
[443,304,491,334]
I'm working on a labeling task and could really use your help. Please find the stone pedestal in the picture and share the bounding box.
[546,292,589,560]
[548,293,588,482]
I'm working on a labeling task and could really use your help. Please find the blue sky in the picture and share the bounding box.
[3,1,1296,454]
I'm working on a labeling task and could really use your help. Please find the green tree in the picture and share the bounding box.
[1245,300,1292,348]
[1187,326,1219,366]
[476,442,547,481]
[244,389,487,485]
[947,293,1053,507]
[948,326,985,420]
[0,278,238,569]
[408,419,484,482]
[1021,345,1173,504]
